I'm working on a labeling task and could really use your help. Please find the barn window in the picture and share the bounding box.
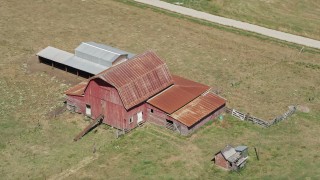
[166,119,173,125]
[150,109,154,113]
[129,117,133,124]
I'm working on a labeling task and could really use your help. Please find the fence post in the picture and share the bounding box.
[254,147,259,161]
[245,113,250,121]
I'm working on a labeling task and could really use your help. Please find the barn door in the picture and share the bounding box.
[137,111,143,123]
[86,104,91,117]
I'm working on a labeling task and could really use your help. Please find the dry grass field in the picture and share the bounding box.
[164,0,320,40]
[0,0,320,179]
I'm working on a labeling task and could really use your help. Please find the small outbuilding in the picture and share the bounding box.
[213,145,248,171]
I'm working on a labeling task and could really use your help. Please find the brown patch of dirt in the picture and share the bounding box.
[62,112,88,128]
[29,145,50,155]
[48,154,99,180]
[213,120,231,129]
[162,155,181,165]
[297,105,310,113]
[25,55,85,86]
[46,103,67,118]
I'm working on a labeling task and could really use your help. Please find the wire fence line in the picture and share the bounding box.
[226,106,296,127]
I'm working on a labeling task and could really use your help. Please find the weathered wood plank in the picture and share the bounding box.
[74,115,104,141]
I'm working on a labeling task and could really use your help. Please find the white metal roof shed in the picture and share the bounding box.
[36,42,136,75]
[75,42,135,67]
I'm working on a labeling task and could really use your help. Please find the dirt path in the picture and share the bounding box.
[48,154,99,180]
[135,0,320,49]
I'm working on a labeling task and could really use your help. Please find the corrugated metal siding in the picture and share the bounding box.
[97,51,173,110]
[37,42,136,75]
[84,42,135,58]
[75,44,117,66]
[112,55,128,65]
[172,75,210,95]
[170,92,226,127]
[148,86,196,114]
[64,56,107,75]
[147,75,210,114]
[36,46,74,63]
[37,46,107,75]
[75,42,135,65]
[221,145,236,159]
[187,106,225,133]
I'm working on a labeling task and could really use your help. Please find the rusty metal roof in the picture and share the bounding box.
[147,75,210,114]
[97,51,173,109]
[170,92,226,127]
[65,81,88,96]
[172,75,209,93]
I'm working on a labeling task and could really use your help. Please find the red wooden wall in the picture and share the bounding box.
[84,79,147,130]
[214,153,230,170]
[67,79,224,133]
[66,95,85,113]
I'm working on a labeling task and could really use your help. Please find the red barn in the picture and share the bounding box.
[66,51,226,137]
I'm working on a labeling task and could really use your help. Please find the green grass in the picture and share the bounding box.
[163,0,320,40]
[121,0,320,54]
[0,0,320,179]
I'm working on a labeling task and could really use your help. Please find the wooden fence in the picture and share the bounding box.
[269,106,296,125]
[226,106,296,128]
[115,121,146,138]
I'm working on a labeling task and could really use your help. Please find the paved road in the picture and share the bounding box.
[135,0,320,50]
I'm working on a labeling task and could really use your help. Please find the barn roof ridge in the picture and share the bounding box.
[93,50,157,75]
[81,42,122,56]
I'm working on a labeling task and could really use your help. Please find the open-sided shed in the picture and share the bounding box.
[37,42,135,77]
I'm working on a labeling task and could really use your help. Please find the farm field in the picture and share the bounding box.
[0,0,320,179]
[163,0,320,40]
